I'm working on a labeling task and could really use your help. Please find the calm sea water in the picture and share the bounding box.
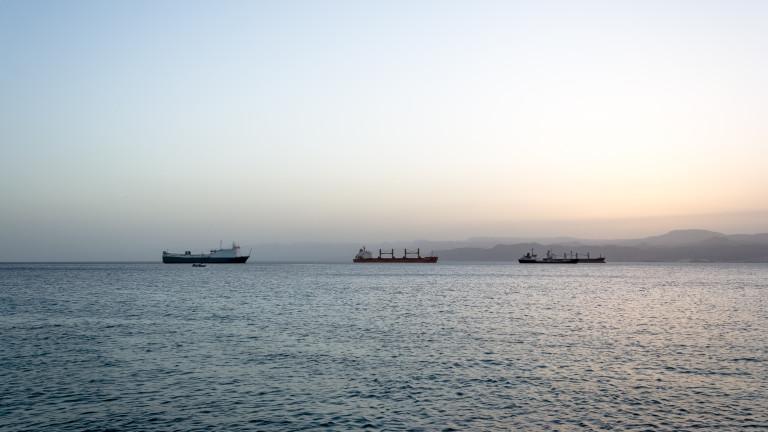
[1,262,767,431]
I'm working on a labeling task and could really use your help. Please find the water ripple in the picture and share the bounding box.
[1,262,767,430]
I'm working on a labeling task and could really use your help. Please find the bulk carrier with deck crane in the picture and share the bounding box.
[353,247,438,263]
[519,249,605,264]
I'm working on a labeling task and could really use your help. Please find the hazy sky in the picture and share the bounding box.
[1,1,767,259]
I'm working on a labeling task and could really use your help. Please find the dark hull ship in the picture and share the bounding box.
[162,242,250,264]
[519,249,605,264]
[353,247,438,263]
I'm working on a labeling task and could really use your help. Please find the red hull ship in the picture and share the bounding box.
[353,247,438,263]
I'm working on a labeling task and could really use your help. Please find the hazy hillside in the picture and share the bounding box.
[435,230,768,262]
[243,230,768,262]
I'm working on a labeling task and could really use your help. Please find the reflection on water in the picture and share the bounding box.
[1,263,766,430]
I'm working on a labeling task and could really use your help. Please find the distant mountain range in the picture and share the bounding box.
[241,229,768,263]
[435,230,768,262]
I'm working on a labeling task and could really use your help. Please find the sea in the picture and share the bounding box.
[1,262,766,431]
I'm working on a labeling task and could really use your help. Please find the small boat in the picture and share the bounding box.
[192,263,206,267]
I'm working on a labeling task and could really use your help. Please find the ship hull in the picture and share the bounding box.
[518,258,578,264]
[162,255,249,264]
[353,257,438,263]
[574,258,606,263]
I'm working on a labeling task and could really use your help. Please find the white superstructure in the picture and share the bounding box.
[355,247,373,260]
[208,242,241,258]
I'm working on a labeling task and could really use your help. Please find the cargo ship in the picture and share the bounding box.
[353,247,438,263]
[162,242,250,264]
[518,249,605,264]
[519,249,577,264]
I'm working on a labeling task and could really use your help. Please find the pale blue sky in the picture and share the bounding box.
[1,1,767,259]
